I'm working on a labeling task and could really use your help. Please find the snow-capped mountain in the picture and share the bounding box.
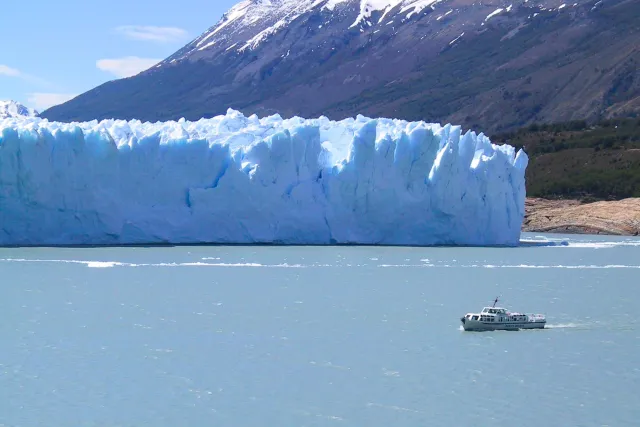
[166,0,446,59]
[163,0,536,64]
[0,100,39,119]
[43,0,640,132]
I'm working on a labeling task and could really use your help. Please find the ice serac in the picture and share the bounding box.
[0,110,528,246]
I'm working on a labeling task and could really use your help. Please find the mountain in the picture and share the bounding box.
[41,0,640,132]
[0,100,39,119]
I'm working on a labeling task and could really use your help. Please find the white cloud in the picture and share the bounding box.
[2,65,71,110]
[96,57,161,79]
[0,64,50,87]
[27,93,78,110]
[0,64,22,77]
[114,25,188,43]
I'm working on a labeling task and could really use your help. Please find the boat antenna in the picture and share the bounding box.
[492,296,499,307]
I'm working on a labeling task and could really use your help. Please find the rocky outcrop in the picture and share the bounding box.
[523,197,640,235]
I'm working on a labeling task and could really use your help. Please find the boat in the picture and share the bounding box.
[460,297,546,331]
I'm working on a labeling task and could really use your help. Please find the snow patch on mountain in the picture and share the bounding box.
[172,0,448,60]
[0,101,38,119]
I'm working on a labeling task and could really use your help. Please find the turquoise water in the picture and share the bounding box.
[2,233,639,426]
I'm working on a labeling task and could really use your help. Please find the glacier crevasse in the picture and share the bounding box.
[0,110,528,246]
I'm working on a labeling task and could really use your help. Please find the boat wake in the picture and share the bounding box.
[459,323,585,332]
[545,323,581,329]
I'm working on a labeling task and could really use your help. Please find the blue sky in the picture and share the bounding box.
[0,0,238,111]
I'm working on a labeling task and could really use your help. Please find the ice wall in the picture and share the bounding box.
[0,109,528,246]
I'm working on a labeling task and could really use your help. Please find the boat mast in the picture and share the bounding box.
[492,296,499,307]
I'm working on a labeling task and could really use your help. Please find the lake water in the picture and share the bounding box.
[2,233,639,426]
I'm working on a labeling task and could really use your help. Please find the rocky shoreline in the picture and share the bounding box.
[523,198,640,236]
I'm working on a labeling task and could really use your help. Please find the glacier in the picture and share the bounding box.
[0,109,528,246]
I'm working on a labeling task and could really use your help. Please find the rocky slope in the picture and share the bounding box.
[41,0,640,133]
[524,198,640,235]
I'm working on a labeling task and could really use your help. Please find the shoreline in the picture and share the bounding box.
[523,197,640,236]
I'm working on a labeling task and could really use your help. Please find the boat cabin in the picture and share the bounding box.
[482,307,507,314]
[467,307,529,323]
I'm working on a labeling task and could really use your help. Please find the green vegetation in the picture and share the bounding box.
[492,118,640,200]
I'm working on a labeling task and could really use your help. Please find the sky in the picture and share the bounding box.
[0,0,239,111]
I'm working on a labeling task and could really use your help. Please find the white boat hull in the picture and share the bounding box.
[460,317,546,331]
